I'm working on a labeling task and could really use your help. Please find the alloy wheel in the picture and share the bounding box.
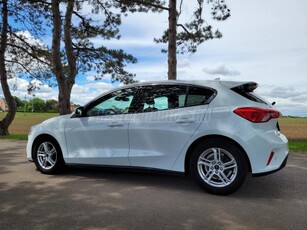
[36,142,57,170]
[197,147,238,188]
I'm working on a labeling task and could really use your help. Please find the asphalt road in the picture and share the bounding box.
[0,140,306,230]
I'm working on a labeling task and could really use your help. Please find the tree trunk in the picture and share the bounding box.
[57,78,73,115]
[51,0,76,115]
[0,0,17,135]
[64,1,77,80]
[51,0,73,115]
[168,0,177,80]
[60,0,76,115]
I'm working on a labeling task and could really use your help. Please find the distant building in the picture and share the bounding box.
[0,98,9,111]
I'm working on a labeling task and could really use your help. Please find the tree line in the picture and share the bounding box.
[1,96,72,113]
[0,0,230,135]
[13,96,70,113]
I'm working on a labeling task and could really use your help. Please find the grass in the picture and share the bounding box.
[0,112,58,134]
[0,134,28,140]
[1,112,307,152]
[288,140,307,153]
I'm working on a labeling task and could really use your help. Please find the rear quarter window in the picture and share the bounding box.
[185,86,216,106]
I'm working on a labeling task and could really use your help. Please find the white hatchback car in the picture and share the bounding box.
[27,80,288,195]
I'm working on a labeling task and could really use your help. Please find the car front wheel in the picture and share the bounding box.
[33,138,64,174]
[190,139,248,195]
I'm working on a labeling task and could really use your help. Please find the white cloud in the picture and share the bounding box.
[178,59,190,68]
[86,75,95,81]
[291,95,307,103]
[1,78,116,106]
[261,87,304,99]
[203,64,241,76]
[0,78,57,101]
[70,82,114,105]
[275,103,307,117]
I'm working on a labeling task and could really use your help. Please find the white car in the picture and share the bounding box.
[26,80,288,195]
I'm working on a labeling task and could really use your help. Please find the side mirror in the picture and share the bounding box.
[74,106,84,117]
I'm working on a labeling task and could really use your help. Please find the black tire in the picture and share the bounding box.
[33,138,65,174]
[190,138,248,195]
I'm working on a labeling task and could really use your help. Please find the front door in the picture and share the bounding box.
[65,87,137,166]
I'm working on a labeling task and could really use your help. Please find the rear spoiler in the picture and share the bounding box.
[219,81,258,92]
[231,82,258,92]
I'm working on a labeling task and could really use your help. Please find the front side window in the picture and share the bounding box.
[86,88,136,116]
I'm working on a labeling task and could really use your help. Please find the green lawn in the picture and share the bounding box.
[288,140,307,153]
[0,112,58,134]
[0,134,28,140]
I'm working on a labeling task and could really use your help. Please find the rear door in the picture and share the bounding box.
[128,84,216,170]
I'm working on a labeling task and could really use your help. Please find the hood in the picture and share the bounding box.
[42,114,72,124]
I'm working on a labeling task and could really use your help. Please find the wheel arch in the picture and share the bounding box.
[184,135,251,175]
[31,134,62,160]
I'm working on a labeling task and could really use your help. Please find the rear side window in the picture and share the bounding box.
[140,85,187,112]
[186,86,216,106]
[137,84,216,113]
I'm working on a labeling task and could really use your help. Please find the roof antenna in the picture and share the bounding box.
[272,101,276,106]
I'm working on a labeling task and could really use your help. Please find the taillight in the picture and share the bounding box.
[234,107,280,123]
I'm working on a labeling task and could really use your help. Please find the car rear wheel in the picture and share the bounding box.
[33,138,64,174]
[190,139,248,195]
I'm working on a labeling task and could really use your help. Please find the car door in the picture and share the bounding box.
[128,84,214,170]
[64,87,137,166]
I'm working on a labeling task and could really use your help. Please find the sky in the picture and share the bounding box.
[1,0,307,116]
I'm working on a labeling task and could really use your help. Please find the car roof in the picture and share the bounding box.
[85,80,258,108]
[123,80,257,89]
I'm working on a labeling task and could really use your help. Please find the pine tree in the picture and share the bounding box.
[0,0,47,135]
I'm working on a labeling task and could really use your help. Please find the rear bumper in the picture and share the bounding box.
[252,155,288,177]
[241,129,289,174]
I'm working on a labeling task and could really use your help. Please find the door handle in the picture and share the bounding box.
[176,118,194,124]
[108,122,124,127]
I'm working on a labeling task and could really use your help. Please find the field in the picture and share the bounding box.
[0,112,58,134]
[1,112,307,152]
[278,117,307,140]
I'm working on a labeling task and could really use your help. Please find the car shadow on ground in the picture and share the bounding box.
[60,165,202,193]
[58,164,295,199]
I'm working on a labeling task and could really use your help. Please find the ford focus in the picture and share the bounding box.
[26,80,289,195]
